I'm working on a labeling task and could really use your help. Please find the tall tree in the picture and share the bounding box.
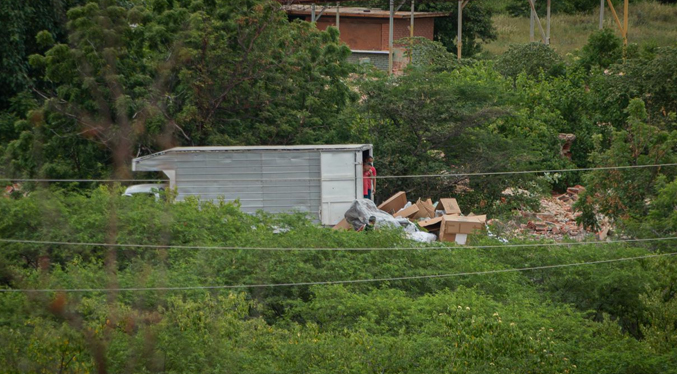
[4,0,354,180]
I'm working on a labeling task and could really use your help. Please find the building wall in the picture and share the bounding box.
[347,51,390,70]
[381,18,434,50]
[314,16,436,51]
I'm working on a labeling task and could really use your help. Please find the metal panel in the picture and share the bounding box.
[173,150,321,218]
[132,145,372,223]
[263,151,321,216]
[320,151,359,225]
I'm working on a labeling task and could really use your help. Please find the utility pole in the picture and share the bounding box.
[599,0,605,29]
[530,0,535,42]
[311,3,316,22]
[336,2,339,30]
[388,0,394,74]
[605,0,629,47]
[410,0,415,38]
[527,0,547,43]
[623,0,628,46]
[457,0,462,60]
[546,0,551,44]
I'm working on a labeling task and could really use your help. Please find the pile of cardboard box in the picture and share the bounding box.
[335,191,486,245]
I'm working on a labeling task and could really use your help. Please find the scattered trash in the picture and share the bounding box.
[499,185,612,241]
[439,215,486,243]
[394,203,419,218]
[333,218,351,230]
[334,185,608,243]
[338,191,488,245]
[407,231,437,243]
[344,199,413,231]
[271,225,291,234]
[377,191,408,215]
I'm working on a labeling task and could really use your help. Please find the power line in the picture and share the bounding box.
[1,162,676,183]
[0,178,162,183]
[1,236,676,251]
[376,163,677,179]
[2,252,675,293]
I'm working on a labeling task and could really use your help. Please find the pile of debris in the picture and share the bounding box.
[334,191,487,245]
[498,185,612,241]
[3,183,23,198]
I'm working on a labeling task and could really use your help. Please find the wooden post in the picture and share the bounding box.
[605,0,628,47]
[336,2,339,30]
[527,0,547,44]
[389,0,394,74]
[599,0,605,29]
[623,0,628,46]
[457,0,462,60]
[410,0,414,38]
[530,0,535,42]
[546,0,551,44]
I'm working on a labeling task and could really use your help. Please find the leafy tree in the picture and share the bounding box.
[575,98,677,229]
[349,62,544,211]
[366,0,496,57]
[494,43,565,81]
[578,28,623,70]
[3,0,354,181]
[417,1,497,57]
[0,0,87,109]
[399,37,461,73]
[590,46,677,129]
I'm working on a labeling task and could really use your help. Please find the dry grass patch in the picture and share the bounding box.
[483,1,677,57]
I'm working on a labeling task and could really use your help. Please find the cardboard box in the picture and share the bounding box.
[412,198,435,219]
[378,191,407,214]
[435,198,462,215]
[471,215,487,224]
[332,218,351,230]
[438,222,456,242]
[394,204,419,218]
[418,216,443,232]
[441,215,486,236]
[455,233,468,245]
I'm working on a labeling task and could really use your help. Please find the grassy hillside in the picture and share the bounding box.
[483,1,677,56]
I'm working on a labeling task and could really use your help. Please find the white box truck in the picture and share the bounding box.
[131,144,373,225]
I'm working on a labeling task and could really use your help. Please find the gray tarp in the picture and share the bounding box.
[344,199,413,231]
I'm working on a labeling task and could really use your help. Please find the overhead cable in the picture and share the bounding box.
[0,178,164,182]
[1,236,676,251]
[1,162,676,183]
[1,252,675,293]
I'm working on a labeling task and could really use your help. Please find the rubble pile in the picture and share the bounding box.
[335,191,487,245]
[498,185,612,241]
[3,183,24,198]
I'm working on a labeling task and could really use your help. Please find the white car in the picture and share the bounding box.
[123,184,168,199]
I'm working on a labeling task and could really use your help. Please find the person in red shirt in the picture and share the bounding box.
[366,156,376,198]
[363,163,373,199]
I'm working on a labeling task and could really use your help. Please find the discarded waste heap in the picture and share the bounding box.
[334,192,487,245]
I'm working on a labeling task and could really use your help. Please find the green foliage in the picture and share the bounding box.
[578,28,623,70]
[590,46,677,129]
[505,0,637,17]
[494,43,566,80]
[0,0,87,109]
[419,1,498,58]
[1,189,677,372]
[350,61,546,212]
[369,0,497,57]
[2,2,677,371]
[2,0,354,180]
[400,37,461,73]
[575,98,677,228]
